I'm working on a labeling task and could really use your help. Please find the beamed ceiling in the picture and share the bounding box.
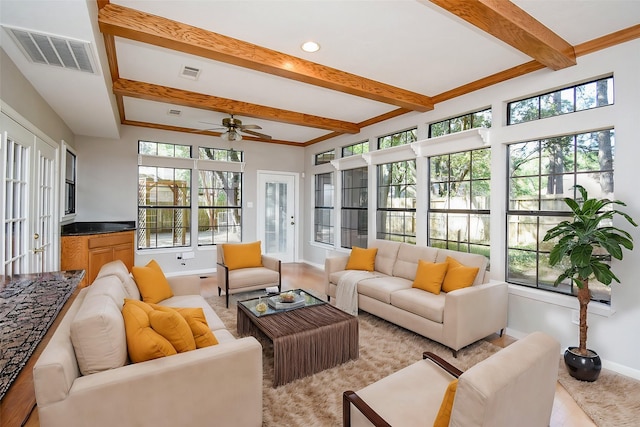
[1,0,639,145]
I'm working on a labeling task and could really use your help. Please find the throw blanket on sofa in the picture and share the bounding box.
[336,271,379,316]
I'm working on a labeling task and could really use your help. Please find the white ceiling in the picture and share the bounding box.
[1,0,639,144]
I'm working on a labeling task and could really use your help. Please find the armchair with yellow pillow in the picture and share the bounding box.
[343,332,560,427]
[33,259,263,427]
[325,240,508,356]
[216,240,281,307]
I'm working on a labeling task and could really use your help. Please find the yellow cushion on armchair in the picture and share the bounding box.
[221,241,263,270]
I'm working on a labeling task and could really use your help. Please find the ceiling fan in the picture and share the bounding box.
[198,114,271,141]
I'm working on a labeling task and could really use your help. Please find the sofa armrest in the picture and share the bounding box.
[324,256,350,297]
[443,281,508,351]
[166,276,200,296]
[261,255,281,273]
[38,337,263,427]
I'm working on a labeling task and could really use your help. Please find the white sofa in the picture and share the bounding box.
[33,260,263,427]
[325,240,508,356]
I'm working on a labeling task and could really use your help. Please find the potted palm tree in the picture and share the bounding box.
[543,185,636,381]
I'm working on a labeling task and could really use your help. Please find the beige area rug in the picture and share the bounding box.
[557,359,640,427]
[207,293,501,426]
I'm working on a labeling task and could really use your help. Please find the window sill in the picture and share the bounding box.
[508,284,614,318]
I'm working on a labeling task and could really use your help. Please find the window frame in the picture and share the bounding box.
[341,166,368,249]
[376,159,416,243]
[314,172,334,245]
[428,107,491,138]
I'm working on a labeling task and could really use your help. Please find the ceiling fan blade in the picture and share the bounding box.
[239,124,262,130]
[241,129,272,140]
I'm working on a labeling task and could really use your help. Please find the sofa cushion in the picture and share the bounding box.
[435,249,487,286]
[174,307,219,348]
[222,241,263,270]
[345,246,378,271]
[95,259,140,300]
[227,267,279,289]
[393,243,439,281]
[370,240,401,276]
[85,275,128,309]
[122,299,177,363]
[160,295,227,332]
[442,257,479,293]
[390,288,446,323]
[433,379,458,427]
[148,305,197,353]
[132,259,174,304]
[358,275,411,304]
[70,294,128,375]
[412,260,448,294]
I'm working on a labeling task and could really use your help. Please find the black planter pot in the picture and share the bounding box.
[564,347,602,382]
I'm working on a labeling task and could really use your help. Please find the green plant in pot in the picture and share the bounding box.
[543,185,636,382]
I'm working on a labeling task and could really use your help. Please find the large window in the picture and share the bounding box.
[138,165,191,249]
[429,108,491,138]
[428,148,491,258]
[64,148,76,215]
[508,76,613,125]
[314,172,334,244]
[341,167,368,248]
[507,129,615,303]
[197,170,241,245]
[378,128,417,149]
[377,160,416,243]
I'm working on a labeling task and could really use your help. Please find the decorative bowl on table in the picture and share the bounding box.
[280,292,296,303]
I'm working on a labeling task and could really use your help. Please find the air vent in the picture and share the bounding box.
[180,65,201,80]
[3,26,96,74]
[167,109,182,116]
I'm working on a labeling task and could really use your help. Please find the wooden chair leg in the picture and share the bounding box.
[226,291,230,308]
[451,349,458,358]
[499,328,505,337]
[218,287,221,296]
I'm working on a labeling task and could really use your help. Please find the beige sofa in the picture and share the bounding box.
[325,240,508,356]
[33,260,263,427]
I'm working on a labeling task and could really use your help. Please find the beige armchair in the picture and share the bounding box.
[343,331,560,427]
[216,244,281,307]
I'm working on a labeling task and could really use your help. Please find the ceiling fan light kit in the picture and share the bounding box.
[221,130,242,141]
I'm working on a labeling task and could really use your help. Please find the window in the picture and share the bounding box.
[139,140,191,157]
[197,170,241,245]
[314,172,334,244]
[315,149,335,165]
[378,128,417,149]
[64,148,76,215]
[341,167,368,248]
[507,129,615,303]
[508,76,613,125]
[428,148,491,259]
[377,160,416,243]
[138,166,191,249]
[198,147,243,162]
[342,141,369,157]
[429,108,491,138]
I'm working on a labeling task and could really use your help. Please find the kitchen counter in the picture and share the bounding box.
[61,221,136,236]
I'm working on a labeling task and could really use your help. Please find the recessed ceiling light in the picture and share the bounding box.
[301,41,320,53]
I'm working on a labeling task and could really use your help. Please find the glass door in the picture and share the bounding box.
[257,171,297,262]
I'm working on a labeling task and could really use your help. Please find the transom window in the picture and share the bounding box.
[506,128,615,303]
[428,148,491,259]
[342,141,369,157]
[139,140,191,158]
[378,128,417,149]
[429,108,491,138]
[198,147,243,162]
[377,160,416,243]
[315,150,335,165]
[508,76,613,125]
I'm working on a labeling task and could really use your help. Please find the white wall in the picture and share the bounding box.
[302,40,640,378]
[75,125,305,275]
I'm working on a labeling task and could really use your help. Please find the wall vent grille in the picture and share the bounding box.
[180,65,201,80]
[3,26,96,74]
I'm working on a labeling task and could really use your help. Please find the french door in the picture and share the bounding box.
[1,112,59,275]
[257,171,298,262]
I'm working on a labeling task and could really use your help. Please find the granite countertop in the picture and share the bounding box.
[61,221,136,236]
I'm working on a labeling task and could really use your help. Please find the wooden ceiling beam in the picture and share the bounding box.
[98,3,434,112]
[112,79,360,134]
[428,0,576,70]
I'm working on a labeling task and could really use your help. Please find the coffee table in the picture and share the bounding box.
[237,289,358,387]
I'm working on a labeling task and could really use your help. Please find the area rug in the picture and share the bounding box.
[0,271,83,400]
[558,359,640,427]
[207,292,501,426]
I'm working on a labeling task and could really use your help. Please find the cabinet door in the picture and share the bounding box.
[88,247,115,285]
[113,242,134,272]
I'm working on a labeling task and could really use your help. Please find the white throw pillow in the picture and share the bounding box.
[70,294,128,375]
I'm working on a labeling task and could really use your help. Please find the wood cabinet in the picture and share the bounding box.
[61,230,134,287]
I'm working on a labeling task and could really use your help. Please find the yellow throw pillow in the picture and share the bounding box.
[175,307,219,348]
[412,260,448,294]
[442,256,479,293]
[131,259,174,304]
[121,299,176,363]
[148,305,196,353]
[433,379,458,427]
[345,246,378,271]
[222,241,263,270]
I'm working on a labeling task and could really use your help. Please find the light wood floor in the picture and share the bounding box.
[20,263,594,427]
